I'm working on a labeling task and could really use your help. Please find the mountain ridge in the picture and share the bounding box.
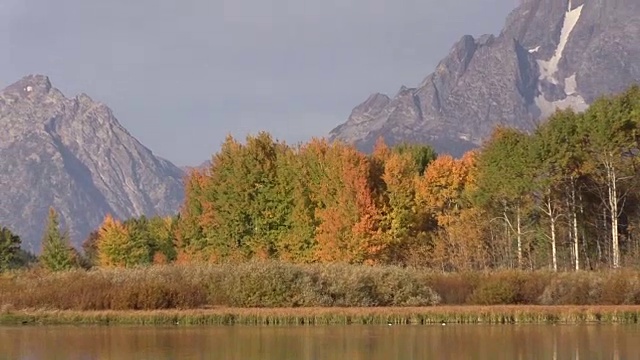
[0,74,185,251]
[329,0,640,156]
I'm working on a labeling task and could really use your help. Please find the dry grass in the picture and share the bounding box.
[0,262,442,310]
[1,262,640,312]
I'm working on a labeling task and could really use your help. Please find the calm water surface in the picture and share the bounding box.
[0,324,638,359]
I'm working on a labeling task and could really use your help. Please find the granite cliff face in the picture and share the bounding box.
[0,75,185,250]
[330,0,640,156]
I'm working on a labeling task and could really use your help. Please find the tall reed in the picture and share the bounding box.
[2,306,640,326]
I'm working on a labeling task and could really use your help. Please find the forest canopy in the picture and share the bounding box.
[4,84,640,273]
[164,84,640,271]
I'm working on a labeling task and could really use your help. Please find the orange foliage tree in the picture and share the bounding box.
[416,151,490,270]
[303,140,383,264]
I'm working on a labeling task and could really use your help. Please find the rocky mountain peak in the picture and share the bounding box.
[359,93,391,113]
[0,75,56,112]
[5,74,52,95]
[0,75,185,251]
[329,0,640,156]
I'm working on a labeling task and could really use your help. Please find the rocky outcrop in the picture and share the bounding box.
[329,0,640,156]
[0,75,185,250]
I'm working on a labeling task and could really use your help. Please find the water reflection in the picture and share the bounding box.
[0,324,638,359]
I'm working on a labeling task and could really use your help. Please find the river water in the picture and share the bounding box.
[0,324,638,359]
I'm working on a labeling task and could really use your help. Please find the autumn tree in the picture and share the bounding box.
[39,207,77,271]
[174,169,208,263]
[194,133,291,261]
[366,138,439,264]
[273,144,318,263]
[416,152,489,270]
[241,133,294,259]
[307,140,383,264]
[147,216,178,264]
[164,84,640,270]
[177,134,315,263]
[97,214,149,268]
[378,151,422,263]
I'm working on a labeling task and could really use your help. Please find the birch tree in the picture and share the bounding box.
[580,86,640,268]
[474,127,534,269]
[531,109,585,271]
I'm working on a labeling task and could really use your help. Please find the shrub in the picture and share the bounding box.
[1,264,639,310]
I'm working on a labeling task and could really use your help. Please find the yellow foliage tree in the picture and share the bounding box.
[97,214,149,268]
[416,152,489,270]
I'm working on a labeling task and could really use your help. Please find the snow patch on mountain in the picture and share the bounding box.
[537,0,583,84]
[565,74,578,95]
[534,90,587,119]
[534,0,586,118]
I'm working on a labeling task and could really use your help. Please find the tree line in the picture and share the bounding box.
[1,85,639,272]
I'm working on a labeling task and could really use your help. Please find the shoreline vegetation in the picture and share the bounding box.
[2,262,640,326]
[2,85,640,329]
[2,306,640,326]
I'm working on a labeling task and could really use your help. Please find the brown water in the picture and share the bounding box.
[0,324,638,359]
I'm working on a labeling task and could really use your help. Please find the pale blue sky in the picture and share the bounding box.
[1,0,518,166]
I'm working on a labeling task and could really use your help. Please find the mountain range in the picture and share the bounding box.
[0,75,185,251]
[2,0,639,251]
[329,0,640,156]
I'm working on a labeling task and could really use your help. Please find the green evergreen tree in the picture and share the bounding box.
[147,216,178,263]
[123,215,154,265]
[391,142,437,175]
[81,230,100,268]
[14,249,37,269]
[0,226,21,271]
[40,207,76,271]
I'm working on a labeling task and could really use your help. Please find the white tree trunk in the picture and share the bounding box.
[516,204,523,269]
[606,159,620,269]
[578,191,590,270]
[502,203,512,268]
[547,197,558,272]
[570,179,580,271]
[501,202,523,269]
